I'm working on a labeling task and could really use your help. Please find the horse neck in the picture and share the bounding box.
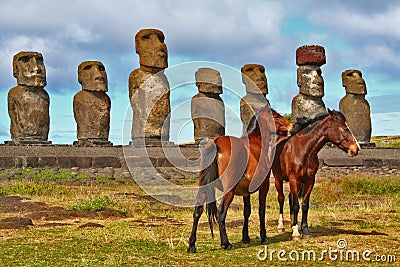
[297,118,331,156]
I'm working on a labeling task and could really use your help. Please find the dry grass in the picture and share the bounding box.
[371,135,400,148]
[0,174,398,266]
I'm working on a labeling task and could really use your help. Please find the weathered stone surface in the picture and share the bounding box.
[13,51,46,87]
[342,69,367,95]
[74,90,110,140]
[92,157,121,168]
[0,157,15,168]
[296,44,326,66]
[241,64,268,95]
[339,69,371,144]
[292,46,327,121]
[129,69,170,141]
[297,66,324,97]
[191,93,225,142]
[135,28,168,73]
[78,61,108,92]
[240,94,268,133]
[240,64,269,132]
[8,51,50,144]
[191,68,225,142]
[57,157,92,168]
[74,61,111,144]
[129,29,170,144]
[195,68,223,94]
[292,94,326,120]
[340,93,371,143]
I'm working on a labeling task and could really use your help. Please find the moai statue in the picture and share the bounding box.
[129,28,171,146]
[7,51,51,145]
[292,45,327,121]
[339,69,373,146]
[73,61,112,147]
[191,68,225,143]
[240,64,269,133]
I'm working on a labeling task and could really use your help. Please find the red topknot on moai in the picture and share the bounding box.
[292,45,327,121]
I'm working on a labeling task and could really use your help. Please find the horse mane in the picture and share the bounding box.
[245,106,275,136]
[290,112,329,135]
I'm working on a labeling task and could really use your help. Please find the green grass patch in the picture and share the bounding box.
[70,195,117,212]
[0,180,74,198]
[371,135,400,148]
[341,176,400,195]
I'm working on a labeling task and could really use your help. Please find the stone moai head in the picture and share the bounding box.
[195,68,223,94]
[297,66,324,97]
[342,69,367,95]
[13,51,46,87]
[296,44,326,97]
[241,64,268,95]
[135,28,168,72]
[78,61,108,92]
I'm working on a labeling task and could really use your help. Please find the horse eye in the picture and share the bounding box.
[343,127,350,132]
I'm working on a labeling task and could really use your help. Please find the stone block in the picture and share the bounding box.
[92,157,121,168]
[323,158,363,167]
[57,157,92,168]
[296,45,326,66]
[37,157,57,168]
[0,157,16,168]
[363,158,383,168]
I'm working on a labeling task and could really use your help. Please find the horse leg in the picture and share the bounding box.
[188,189,206,253]
[242,195,251,243]
[289,178,301,240]
[218,190,235,250]
[275,177,285,233]
[258,180,270,244]
[300,177,315,239]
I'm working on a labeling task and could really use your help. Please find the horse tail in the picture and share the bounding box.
[198,141,219,237]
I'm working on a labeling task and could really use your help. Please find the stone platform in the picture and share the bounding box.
[0,145,399,169]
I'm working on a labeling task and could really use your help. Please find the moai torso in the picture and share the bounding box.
[292,45,327,121]
[129,68,170,139]
[73,61,111,143]
[191,68,225,142]
[8,51,50,143]
[129,29,170,143]
[240,64,269,133]
[339,70,371,144]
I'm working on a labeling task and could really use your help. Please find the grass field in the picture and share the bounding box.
[0,171,399,266]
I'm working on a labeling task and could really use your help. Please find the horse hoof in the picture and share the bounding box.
[242,238,250,244]
[261,238,269,245]
[224,243,234,250]
[292,235,301,241]
[187,246,196,253]
[303,234,312,239]
[277,228,285,233]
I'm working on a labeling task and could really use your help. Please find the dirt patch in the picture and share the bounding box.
[131,216,186,227]
[0,217,33,229]
[0,196,125,229]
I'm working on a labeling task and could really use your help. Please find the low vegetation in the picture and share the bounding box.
[0,170,398,266]
[371,135,400,148]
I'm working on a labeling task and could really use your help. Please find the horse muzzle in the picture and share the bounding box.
[347,144,360,157]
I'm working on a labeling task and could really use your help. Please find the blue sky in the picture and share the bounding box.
[1,0,400,144]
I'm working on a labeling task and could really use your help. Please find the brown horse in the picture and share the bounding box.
[187,104,293,253]
[272,109,360,240]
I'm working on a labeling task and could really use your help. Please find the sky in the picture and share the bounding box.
[0,0,400,145]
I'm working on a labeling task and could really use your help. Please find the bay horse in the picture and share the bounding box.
[187,104,293,253]
[272,109,360,240]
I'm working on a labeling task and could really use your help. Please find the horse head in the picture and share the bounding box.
[327,109,360,157]
[271,109,293,137]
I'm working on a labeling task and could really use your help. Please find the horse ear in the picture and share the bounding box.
[327,108,332,115]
